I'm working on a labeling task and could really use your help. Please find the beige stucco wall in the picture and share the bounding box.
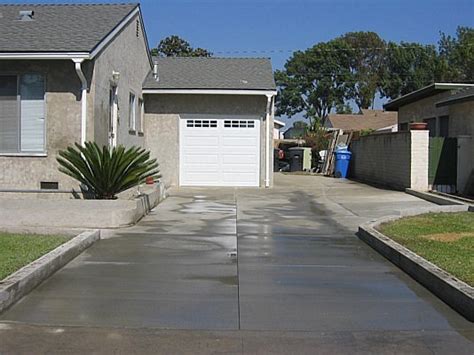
[0,14,151,191]
[448,101,474,137]
[90,13,151,148]
[398,92,451,125]
[0,60,84,190]
[144,94,273,188]
[350,131,429,191]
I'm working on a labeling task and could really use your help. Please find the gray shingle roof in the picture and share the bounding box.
[143,57,276,91]
[0,3,138,52]
[436,87,474,107]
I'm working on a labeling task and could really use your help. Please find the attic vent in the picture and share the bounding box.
[18,10,34,21]
[136,19,140,38]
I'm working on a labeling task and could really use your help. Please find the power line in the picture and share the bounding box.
[213,43,473,55]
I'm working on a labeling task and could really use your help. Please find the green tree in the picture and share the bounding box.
[380,42,439,99]
[151,35,212,57]
[335,103,353,114]
[275,39,353,128]
[438,26,474,82]
[340,31,386,111]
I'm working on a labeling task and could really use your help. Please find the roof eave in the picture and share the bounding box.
[0,52,90,60]
[142,88,277,96]
[384,83,474,111]
[436,94,474,107]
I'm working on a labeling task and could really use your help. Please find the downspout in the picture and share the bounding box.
[265,94,274,188]
[73,58,88,146]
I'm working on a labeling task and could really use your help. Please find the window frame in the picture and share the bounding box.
[0,72,47,156]
[128,92,137,133]
[137,97,144,134]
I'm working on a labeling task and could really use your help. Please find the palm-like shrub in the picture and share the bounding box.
[57,142,160,199]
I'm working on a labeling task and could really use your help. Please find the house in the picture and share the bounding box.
[324,109,398,133]
[283,121,308,139]
[143,57,276,187]
[274,119,286,139]
[0,4,277,191]
[0,3,152,190]
[384,83,474,195]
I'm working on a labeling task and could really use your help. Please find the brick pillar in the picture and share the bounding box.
[410,130,429,191]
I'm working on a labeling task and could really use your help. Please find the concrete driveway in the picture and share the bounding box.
[1,174,473,354]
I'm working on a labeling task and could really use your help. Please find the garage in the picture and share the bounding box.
[179,117,261,186]
[142,57,276,188]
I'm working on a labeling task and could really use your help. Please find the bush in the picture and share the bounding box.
[57,142,160,199]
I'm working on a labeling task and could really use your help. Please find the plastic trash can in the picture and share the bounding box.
[334,148,352,178]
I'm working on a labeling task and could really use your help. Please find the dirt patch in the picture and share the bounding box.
[420,232,474,242]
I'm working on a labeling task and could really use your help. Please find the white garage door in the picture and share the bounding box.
[179,117,261,186]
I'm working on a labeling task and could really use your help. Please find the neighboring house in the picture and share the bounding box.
[324,109,398,133]
[143,57,276,187]
[384,83,474,195]
[283,123,307,139]
[0,4,277,190]
[0,3,152,190]
[274,119,286,139]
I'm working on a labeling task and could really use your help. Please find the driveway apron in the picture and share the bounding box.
[1,191,239,329]
[1,174,473,351]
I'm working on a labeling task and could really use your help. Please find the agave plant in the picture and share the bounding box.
[57,142,160,199]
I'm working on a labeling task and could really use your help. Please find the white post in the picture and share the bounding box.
[73,59,88,146]
[265,94,273,188]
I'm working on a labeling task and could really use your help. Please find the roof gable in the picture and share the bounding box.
[327,110,398,131]
[0,3,138,53]
[143,57,276,91]
[384,83,474,111]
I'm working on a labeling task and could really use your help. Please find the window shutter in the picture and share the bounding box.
[0,76,19,152]
[20,74,45,152]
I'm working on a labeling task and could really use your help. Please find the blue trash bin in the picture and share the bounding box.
[334,149,352,178]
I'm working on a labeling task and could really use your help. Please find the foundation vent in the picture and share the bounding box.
[18,10,34,21]
[40,181,59,190]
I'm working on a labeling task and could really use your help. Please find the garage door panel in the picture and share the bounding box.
[182,154,219,164]
[180,118,260,187]
[185,164,219,173]
[222,164,259,172]
[222,172,258,185]
[221,155,257,164]
[183,136,219,146]
[222,137,258,147]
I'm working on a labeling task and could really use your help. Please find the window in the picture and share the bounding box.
[423,118,436,137]
[399,122,409,131]
[137,98,144,133]
[186,119,217,128]
[439,116,449,138]
[128,93,136,132]
[0,74,45,153]
[224,120,255,128]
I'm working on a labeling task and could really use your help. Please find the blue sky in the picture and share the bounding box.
[5,0,473,121]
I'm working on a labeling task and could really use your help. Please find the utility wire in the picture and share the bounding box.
[213,43,473,55]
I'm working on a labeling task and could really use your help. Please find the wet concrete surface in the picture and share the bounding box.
[1,173,474,353]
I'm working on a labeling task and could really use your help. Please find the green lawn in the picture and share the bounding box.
[378,212,474,286]
[0,233,69,280]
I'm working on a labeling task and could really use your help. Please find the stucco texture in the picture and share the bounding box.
[0,60,83,190]
[0,15,151,191]
[144,94,273,187]
[398,92,451,125]
[90,13,151,148]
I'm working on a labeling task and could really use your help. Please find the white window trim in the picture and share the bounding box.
[138,98,144,134]
[129,92,137,132]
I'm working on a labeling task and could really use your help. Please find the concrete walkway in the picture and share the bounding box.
[1,174,473,354]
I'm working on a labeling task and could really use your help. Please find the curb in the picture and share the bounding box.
[358,207,474,322]
[0,229,100,314]
[406,189,466,206]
